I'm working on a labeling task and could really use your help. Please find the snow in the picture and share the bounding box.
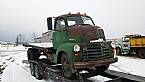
[1,52,44,82]
[88,75,112,82]
[29,42,53,48]
[90,39,104,43]
[0,45,26,52]
[1,45,145,82]
[109,56,145,77]
[0,45,26,65]
[0,45,46,82]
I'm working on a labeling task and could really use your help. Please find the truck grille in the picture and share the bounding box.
[81,42,112,61]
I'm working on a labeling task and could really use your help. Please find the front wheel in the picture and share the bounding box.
[61,53,75,78]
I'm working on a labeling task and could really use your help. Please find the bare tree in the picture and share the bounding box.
[15,34,25,45]
[32,33,37,42]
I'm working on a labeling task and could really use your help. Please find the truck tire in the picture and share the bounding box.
[137,49,145,59]
[30,62,35,76]
[27,48,34,60]
[61,53,75,78]
[116,47,121,55]
[34,64,43,80]
[27,48,39,60]
[95,65,109,72]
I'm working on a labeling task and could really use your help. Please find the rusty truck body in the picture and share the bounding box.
[25,13,118,79]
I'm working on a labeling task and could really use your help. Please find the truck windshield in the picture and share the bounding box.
[67,16,94,26]
[123,37,129,42]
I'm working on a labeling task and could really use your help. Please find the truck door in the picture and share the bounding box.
[53,18,68,50]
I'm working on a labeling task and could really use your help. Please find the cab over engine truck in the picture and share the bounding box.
[26,13,118,79]
[114,34,145,58]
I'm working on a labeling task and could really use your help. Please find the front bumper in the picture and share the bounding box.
[74,57,118,69]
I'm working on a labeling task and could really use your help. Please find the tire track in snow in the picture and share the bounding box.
[8,51,30,73]
[0,51,27,81]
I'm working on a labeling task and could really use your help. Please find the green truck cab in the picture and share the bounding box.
[27,13,118,78]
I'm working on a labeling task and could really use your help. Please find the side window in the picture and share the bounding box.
[55,19,66,31]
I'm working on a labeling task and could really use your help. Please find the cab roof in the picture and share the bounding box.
[56,13,90,19]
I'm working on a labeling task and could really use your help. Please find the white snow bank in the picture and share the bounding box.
[1,51,45,82]
[0,45,28,82]
[1,62,45,82]
[109,56,145,77]
[0,45,27,52]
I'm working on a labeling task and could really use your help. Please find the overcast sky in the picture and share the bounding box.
[0,0,145,42]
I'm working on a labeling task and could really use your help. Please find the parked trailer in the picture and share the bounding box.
[28,58,145,82]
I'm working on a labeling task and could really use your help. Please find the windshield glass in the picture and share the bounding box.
[67,16,94,26]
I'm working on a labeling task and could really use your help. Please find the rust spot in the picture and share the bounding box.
[68,25,101,42]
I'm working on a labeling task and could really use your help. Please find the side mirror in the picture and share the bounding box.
[47,17,52,30]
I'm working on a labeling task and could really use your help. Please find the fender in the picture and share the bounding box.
[53,43,77,64]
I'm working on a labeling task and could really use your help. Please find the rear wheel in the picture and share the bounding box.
[27,48,39,60]
[30,63,35,76]
[137,49,145,59]
[61,53,75,78]
[34,65,43,80]
[27,48,34,60]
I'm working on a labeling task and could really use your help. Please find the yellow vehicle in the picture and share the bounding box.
[130,36,145,47]
[114,34,145,58]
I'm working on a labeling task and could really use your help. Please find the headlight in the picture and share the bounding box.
[74,44,80,52]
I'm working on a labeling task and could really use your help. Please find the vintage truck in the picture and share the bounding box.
[25,13,118,79]
[113,34,145,58]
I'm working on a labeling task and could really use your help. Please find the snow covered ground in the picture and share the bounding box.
[0,45,46,82]
[0,45,145,82]
[109,56,145,77]
[1,52,45,82]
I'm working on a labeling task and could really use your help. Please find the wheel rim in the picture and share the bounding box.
[138,49,145,58]
[62,59,71,74]
[61,54,73,77]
